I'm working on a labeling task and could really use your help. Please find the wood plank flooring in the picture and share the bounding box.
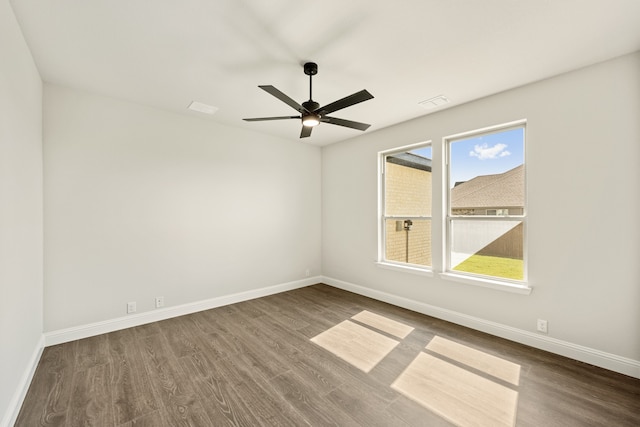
[15,284,640,426]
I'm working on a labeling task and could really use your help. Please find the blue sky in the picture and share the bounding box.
[449,128,524,187]
[410,127,524,188]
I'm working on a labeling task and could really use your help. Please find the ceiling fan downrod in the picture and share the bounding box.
[301,62,320,123]
[304,62,318,102]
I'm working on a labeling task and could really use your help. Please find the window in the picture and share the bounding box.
[445,123,526,283]
[379,143,432,269]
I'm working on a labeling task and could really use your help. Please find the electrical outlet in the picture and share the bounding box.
[155,296,164,309]
[305,269,310,277]
[537,319,548,333]
[127,301,136,314]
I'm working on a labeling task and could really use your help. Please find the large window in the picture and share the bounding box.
[445,123,526,283]
[380,144,432,268]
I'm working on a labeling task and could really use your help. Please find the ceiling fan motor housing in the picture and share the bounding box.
[304,62,318,76]
[302,100,320,112]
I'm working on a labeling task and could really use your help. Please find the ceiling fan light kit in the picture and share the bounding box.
[302,114,320,127]
[243,62,374,138]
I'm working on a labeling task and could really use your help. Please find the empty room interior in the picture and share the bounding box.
[2,1,639,426]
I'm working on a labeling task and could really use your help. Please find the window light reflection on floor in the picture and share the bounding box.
[310,320,399,373]
[310,310,414,372]
[311,311,521,426]
[392,336,520,427]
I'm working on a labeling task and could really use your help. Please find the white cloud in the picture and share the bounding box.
[469,143,511,160]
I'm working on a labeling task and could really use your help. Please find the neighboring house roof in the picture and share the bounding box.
[451,165,524,209]
[387,152,432,172]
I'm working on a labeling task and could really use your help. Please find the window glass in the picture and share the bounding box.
[449,219,524,280]
[382,145,432,267]
[447,126,525,281]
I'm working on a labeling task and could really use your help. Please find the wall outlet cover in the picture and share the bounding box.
[127,302,136,314]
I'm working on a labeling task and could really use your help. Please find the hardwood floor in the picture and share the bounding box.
[16,284,640,426]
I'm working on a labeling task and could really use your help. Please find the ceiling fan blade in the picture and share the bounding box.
[318,89,374,115]
[243,116,300,121]
[321,116,371,131]
[300,126,313,138]
[259,85,307,113]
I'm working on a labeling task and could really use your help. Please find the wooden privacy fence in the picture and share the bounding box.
[477,223,523,259]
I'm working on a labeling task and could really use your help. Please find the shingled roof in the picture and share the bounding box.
[451,164,524,209]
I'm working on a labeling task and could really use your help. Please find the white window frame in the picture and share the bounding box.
[441,120,531,294]
[377,141,433,276]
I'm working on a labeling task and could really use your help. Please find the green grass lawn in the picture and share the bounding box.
[453,254,523,280]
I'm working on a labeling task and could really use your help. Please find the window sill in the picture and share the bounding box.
[439,272,532,295]
[376,262,434,277]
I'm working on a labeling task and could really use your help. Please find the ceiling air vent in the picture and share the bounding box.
[418,95,449,109]
[188,101,218,115]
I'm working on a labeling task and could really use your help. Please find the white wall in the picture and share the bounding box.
[322,53,640,363]
[43,84,322,331]
[0,0,44,424]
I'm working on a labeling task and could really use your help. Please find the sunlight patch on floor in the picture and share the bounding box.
[426,336,521,385]
[310,313,520,426]
[351,310,414,339]
[310,319,399,372]
[392,336,520,427]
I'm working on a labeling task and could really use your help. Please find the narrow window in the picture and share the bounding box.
[380,144,432,268]
[445,124,526,282]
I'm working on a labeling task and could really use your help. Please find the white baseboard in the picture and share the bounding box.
[35,273,640,378]
[1,335,45,427]
[321,276,640,379]
[44,276,320,346]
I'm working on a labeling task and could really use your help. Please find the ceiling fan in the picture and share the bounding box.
[243,62,374,138]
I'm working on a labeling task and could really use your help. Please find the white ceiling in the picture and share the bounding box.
[10,0,640,146]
